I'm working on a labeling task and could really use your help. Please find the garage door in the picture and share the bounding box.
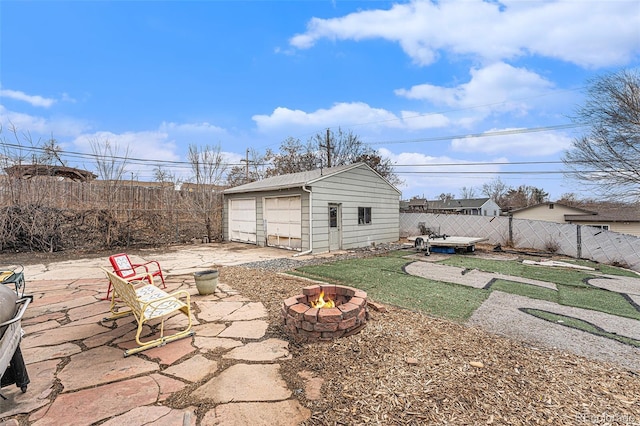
[229,198,257,244]
[264,196,302,250]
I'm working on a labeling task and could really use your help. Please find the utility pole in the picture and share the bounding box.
[319,128,333,167]
[240,148,249,183]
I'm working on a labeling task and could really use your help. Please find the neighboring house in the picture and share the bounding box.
[510,202,640,237]
[509,202,595,223]
[223,163,401,253]
[404,197,501,216]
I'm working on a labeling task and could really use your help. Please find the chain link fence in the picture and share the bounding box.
[401,213,640,272]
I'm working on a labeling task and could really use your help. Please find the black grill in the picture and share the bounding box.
[0,283,31,397]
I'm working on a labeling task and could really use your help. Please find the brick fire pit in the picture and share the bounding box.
[282,284,368,342]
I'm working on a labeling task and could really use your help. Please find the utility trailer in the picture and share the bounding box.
[407,234,488,256]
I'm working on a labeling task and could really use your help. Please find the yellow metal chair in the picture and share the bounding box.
[101,269,194,357]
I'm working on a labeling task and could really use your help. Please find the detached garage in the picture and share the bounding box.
[223,163,401,253]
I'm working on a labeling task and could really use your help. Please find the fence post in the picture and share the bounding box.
[508,215,513,246]
[576,225,582,259]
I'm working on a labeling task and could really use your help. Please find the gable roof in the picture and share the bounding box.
[510,202,640,223]
[565,204,640,223]
[422,197,493,210]
[223,163,401,195]
[509,202,596,215]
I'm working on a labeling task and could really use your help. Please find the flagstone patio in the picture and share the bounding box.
[0,246,314,425]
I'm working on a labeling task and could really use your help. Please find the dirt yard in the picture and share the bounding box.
[218,264,640,425]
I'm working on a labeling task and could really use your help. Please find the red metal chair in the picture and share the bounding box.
[104,253,166,300]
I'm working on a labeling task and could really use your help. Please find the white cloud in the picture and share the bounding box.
[252,102,450,134]
[73,130,178,160]
[379,148,504,198]
[0,88,56,108]
[400,110,450,129]
[159,121,226,134]
[451,128,573,156]
[253,102,399,131]
[69,124,245,181]
[290,0,640,68]
[395,62,555,125]
[0,105,90,137]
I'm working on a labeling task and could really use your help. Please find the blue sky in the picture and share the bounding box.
[1,0,639,200]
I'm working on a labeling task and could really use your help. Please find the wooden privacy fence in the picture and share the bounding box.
[400,212,640,272]
[0,177,223,252]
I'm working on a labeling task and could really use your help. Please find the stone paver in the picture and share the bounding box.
[223,338,291,362]
[30,376,160,426]
[222,301,268,320]
[68,301,110,322]
[193,322,226,336]
[141,336,197,365]
[58,346,158,391]
[21,323,112,349]
[21,320,60,335]
[149,373,188,402]
[218,319,269,339]
[26,295,99,317]
[100,406,197,426]
[204,400,311,426]
[192,363,291,403]
[196,300,244,321]
[194,336,244,351]
[25,342,82,364]
[83,322,137,348]
[162,354,218,382]
[0,359,59,418]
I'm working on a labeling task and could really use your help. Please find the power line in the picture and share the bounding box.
[367,123,583,145]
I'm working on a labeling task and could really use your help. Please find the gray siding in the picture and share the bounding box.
[223,163,400,254]
[310,166,400,252]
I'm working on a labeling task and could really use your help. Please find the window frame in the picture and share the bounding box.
[358,207,372,225]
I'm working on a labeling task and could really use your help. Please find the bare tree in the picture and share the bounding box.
[438,192,455,202]
[226,148,267,187]
[91,138,130,181]
[264,129,402,186]
[186,144,227,242]
[501,185,549,210]
[563,68,640,201]
[459,186,477,199]
[264,137,317,177]
[88,138,132,246]
[481,177,510,206]
[311,128,401,185]
[557,192,581,206]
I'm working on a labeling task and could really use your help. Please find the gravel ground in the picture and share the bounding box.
[468,291,640,371]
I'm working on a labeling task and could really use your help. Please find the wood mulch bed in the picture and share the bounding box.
[221,265,640,426]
